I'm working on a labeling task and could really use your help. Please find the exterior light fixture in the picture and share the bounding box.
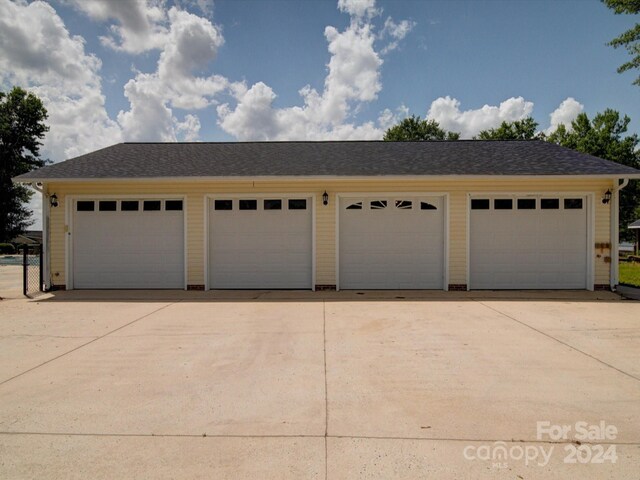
[323,191,329,206]
[602,189,612,205]
[50,193,59,208]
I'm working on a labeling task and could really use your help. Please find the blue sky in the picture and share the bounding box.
[0,0,638,161]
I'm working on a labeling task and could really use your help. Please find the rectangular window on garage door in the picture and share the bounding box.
[564,198,583,209]
[517,198,536,210]
[288,199,307,210]
[540,198,560,209]
[239,199,257,210]
[77,201,94,211]
[494,199,513,210]
[214,200,233,210]
[165,200,183,211]
[264,199,282,210]
[99,201,117,211]
[471,199,490,210]
[143,200,162,211]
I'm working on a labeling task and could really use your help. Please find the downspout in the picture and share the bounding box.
[610,178,630,291]
[31,182,50,291]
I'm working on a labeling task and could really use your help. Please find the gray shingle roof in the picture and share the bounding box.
[14,140,640,181]
[629,220,640,229]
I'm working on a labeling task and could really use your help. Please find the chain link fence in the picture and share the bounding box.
[20,244,43,297]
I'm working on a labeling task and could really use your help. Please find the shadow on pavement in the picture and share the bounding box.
[19,289,630,304]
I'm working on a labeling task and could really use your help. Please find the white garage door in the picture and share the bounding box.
[209,197,313,289]
[72,199,185,289]
[339,196,445,289]
[469,196,588,289]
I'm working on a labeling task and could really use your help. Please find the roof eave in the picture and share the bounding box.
[12,173,640,183]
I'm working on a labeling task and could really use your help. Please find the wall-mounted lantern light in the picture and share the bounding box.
[50,193,59,208]
[322,191,329,206]
[602,189,612,205]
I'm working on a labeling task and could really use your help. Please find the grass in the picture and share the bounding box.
[619,261,640,287]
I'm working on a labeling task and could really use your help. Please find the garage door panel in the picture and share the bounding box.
[73,201,184,289]
[209,197,312,289]
[470,196,588,289]
[339,196,445,290]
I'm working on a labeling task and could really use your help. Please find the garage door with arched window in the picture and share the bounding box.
[338,195,446,289]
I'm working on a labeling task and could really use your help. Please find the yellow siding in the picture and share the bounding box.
[594,189,612,285]
[448,191,468,284]
[47,178,614,288]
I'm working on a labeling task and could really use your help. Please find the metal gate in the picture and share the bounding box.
[21,244,43,296]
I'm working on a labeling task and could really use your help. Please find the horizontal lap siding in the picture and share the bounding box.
[315,193,335,285]
[48,178,613,288]
[594,193,611,285]
[49,189,66,286]
[187,195,204,285]
[449,192,467,284]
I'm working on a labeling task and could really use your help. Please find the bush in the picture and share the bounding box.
[0,243,16,254]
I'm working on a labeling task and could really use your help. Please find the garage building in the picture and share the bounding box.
[14,140,640,291]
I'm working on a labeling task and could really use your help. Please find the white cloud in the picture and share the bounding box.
[216,82,279,140]
[176,114,201,141]
[33,85,122,161]
[0,0,100,89]
[426,96,534,138]
[217,0,408,141]
[177,0,214,17]
[337,0,380,19]
[65,0,169,54]
[159,8,223,77]
[117,74,176,141]
[27,192,43,232]
[380,17,416,54]
[117,7,230,141]
[67,0,219,54]
[546,97,584,134]
[377,104,409,130]
[0,0,122,163]
[157,8,227,108]
[0,0,123,229]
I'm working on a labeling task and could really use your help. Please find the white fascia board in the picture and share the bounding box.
[12,174,640,183]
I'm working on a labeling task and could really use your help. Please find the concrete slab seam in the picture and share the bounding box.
[0,301,181,388]
[323,300,328,480]
[0,431,638,446]
[475,300,640,383]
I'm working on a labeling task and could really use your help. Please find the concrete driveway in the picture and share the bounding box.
[0,290,639,479]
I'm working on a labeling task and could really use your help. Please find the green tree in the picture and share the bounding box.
[603,0,640,86]
[383,115,460,141]
[0,87,49,242]
[546,109,640,240]
[475,117,541,140]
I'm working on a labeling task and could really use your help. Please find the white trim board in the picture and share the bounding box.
[15,174,640,183]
